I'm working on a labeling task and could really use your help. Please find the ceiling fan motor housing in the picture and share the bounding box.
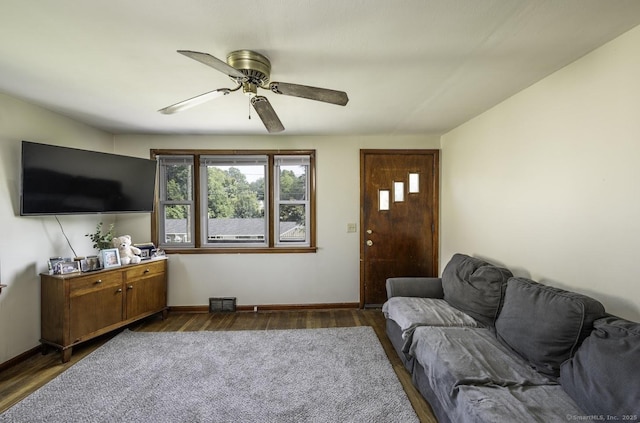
[226,50,271,86]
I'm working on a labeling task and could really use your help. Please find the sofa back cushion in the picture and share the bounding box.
[442,253,513,327]
[560,316,640,416]
[495,277,605,378]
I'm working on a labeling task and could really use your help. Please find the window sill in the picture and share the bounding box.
[162,246,318,254]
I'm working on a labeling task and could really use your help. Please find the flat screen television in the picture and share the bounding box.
[20,141,157,215]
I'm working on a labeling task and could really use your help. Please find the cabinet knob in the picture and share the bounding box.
[116,288,122,293]
[143,269,150,274]
[95,279,102,284]
[127,285,134,290]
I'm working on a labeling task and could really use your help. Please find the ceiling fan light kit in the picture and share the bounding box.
[159,49,349,133]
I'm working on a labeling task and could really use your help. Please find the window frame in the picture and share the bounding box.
[199,154,269,249]
[274,155,311,247]
[151,149,317,254]
[157,155,195,247]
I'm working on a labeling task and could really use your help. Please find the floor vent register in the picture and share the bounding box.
[209,297,237,313]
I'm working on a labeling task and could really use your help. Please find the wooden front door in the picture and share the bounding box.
[360,150,439,306]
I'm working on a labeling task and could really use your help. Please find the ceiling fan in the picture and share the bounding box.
[159,50,349,133]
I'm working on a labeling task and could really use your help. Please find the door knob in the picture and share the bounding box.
[366,229,373,234]
[366,240,373,246]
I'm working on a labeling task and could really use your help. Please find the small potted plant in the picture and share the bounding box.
[86,222,115,251]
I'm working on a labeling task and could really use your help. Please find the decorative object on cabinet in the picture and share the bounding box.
[48,257,65,275]
[85,222,115,251]
[40,258,168,362]
[80,255,100,272]
[112,235,142,265]
[134,242,156,260]
[100,248,121,268]
[59,260,81,275]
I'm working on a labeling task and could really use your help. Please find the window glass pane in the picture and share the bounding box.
[207,217,267,243]
[279,204,306,242]
[204,162,267,244]
[394,181,404,202]
[164,205,192,244]
[409,173,420,193]
[279,164,308,201]
[379,190,390,211]
[164,159,193,201]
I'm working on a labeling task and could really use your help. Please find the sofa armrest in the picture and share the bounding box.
[386,277,444,299]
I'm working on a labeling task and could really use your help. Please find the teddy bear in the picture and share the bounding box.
[112,235,142,265]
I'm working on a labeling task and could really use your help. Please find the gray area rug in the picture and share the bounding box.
[1,327,419,423]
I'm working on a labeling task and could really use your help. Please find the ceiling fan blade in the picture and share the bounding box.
[251,96,284,133]
[158,88,230,114]
[177,50,246,80]
[270,82,349,106]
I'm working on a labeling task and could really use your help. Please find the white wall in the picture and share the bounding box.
[0,93,115,364]
[441,25,640,321]
[114,135,440,307]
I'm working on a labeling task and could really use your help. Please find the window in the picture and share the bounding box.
[153,149,316,253]
[157,155,194,246]
[275,155,310,246]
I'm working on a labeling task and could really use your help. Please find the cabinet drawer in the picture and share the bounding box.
[124,260,165,280]
[70,272,123,297]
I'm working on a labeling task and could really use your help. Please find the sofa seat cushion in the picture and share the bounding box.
[409,326,555,388]
[383,297,480,353]
[408,326,556,418]
[382,297,481,332]
[442,253,513,327]
[560,316,640,417]
[451,384,584,423]
[495,277,606,378]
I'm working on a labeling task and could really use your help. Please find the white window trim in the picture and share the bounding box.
[199,155,269,248]
[274,155,310,247]
[158,155,195,248]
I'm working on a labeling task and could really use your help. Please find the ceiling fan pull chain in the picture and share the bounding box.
[248,99,252,120]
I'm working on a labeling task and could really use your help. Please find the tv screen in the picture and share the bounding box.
[20,141,157,215]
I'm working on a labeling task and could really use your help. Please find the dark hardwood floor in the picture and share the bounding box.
[0,309,437,423]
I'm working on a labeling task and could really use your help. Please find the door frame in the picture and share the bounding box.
[359,149,440,308]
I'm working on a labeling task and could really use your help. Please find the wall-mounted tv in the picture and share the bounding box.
[20,141,157,215]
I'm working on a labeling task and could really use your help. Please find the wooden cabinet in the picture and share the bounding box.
[40,258,167,362]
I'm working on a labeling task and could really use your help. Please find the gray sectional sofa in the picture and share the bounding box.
[383,253,639,423]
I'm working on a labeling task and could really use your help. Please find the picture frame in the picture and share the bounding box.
[80,256,100,272]
[48,257,65,275]
[100,248,121,268]
[134,242,156,260]
[59,260,82,275]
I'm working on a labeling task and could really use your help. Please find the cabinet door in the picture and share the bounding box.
[123,260,167,320]
[70,283,123,342]
[125,274,166,319]
[69,272,123,343]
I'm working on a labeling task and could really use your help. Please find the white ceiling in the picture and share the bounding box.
[1,0,640,136]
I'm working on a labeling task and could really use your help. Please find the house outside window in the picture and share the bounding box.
[153,149,316,253]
